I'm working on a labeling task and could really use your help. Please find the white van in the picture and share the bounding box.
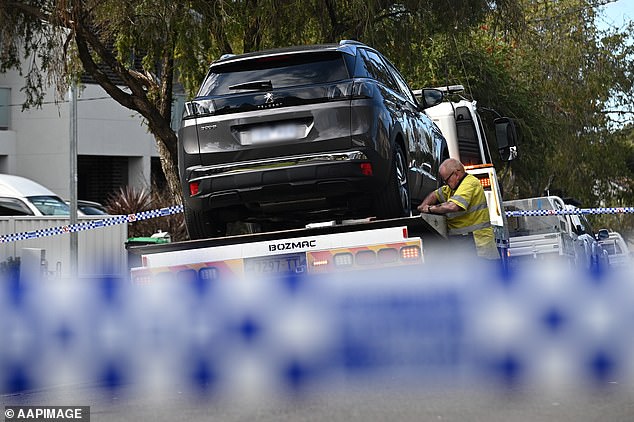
[0,174,71,216]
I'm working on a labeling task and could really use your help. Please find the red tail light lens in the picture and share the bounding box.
[360,163,373,176]
[189,181,200,196]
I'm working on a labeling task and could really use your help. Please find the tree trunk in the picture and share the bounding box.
[73,22,183,206]
[155,135,183,206]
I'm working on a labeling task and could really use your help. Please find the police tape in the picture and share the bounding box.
[0,205,183,244]
[505,206,634,218]
[2,263,634,397]
[1,204,631,244]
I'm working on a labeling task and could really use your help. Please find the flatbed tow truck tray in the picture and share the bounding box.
[127,214,446,269]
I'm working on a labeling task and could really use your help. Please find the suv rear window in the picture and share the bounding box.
[198,51,351,96]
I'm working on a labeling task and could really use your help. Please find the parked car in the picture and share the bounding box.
[179,40,448,238]
[66,200,109,215]
[0,174,71,216]
[598,231,632,268]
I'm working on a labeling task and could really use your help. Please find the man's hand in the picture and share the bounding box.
[417,203,432,213]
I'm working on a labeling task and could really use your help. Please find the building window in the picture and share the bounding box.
[78,155,128,204]
[0,87,10,130]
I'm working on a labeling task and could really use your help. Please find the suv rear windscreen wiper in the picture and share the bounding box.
[229,80,273,90]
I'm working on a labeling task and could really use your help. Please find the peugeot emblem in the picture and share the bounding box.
[264,92,274,104]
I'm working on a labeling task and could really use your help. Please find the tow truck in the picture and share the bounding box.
[129,216,447,282]
[128,85,517,281]
[420,84,516,256]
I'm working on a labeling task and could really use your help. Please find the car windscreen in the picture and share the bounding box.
[28,195,71,216]
[198,51,350,96]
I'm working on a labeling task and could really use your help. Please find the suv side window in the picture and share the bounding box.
[356,49,400,93]
[385,61,416,105]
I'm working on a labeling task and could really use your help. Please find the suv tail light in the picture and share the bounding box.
[360,163,373,176]
[352,81,374,99]
[183,99,215,119]
[189,181,200,196]
[327,82,354,100]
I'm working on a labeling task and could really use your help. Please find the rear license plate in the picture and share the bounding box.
[249,124,299,144]
[244,253,307,274]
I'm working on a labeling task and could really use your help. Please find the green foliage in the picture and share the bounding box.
[105,185,187,241]
[502,1,634,210]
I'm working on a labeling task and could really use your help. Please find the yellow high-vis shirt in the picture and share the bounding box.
[436,173,498,259]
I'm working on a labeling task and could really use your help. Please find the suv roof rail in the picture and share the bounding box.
[339,39,365,46]
[219,53,236,60]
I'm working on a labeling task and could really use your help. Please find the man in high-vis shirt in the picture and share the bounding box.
[417,158,499,259]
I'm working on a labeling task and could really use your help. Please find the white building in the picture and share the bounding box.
[0,68,172,204]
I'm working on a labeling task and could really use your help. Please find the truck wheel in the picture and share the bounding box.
[183,204,225,240]
[374,143,411,218]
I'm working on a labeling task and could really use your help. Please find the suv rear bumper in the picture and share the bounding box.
[185,150,378,211]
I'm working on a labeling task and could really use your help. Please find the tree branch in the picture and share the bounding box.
[73,30,136,110]
[5,1,50,22]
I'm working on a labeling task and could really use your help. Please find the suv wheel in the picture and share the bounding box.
[374,143,411,218]
[184,204,226,239]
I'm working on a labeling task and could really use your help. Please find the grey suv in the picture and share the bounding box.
[179,40,448,238]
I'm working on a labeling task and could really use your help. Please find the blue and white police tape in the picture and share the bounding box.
[505,206,634,218]
[0,205,183,244]
[1,259,633,398]
[2,204,630,244]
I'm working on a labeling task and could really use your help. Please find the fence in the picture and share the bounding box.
[0,216,128,279]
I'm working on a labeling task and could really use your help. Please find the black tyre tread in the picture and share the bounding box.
[374,144,410,219]
[183,204,225,239]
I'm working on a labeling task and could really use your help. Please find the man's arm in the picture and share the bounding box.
[426,201,461,215]
[418,189,462,215]
[416,191,439,213]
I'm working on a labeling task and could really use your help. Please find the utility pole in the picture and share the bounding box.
[69,83,78,279]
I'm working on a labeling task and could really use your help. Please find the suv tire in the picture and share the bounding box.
[374,143,411,218]
[184,204,225,239]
